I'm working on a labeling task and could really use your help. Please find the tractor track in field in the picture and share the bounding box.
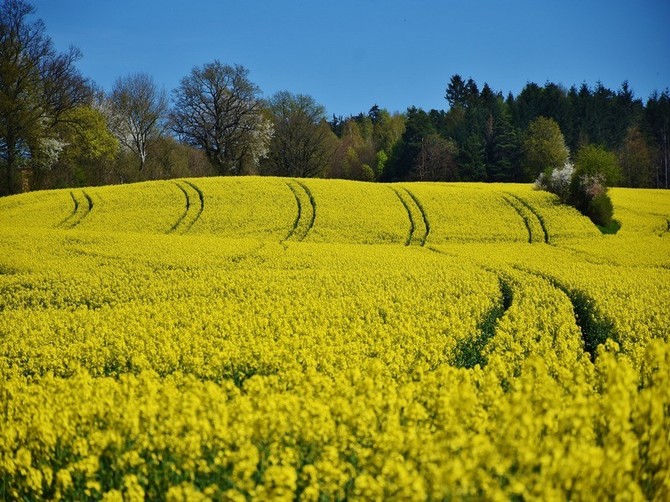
[283,182,303,242]
[501,194,534,244]
[286,180,315,242]
[514,266,617,361]
[171,180,204,234]
[505,193,550,244]
[283,181,314,242]
[423,247,513,369]
[453,274,514,369]
[168,181,191,233]
[391,188,415,246]
[57,191,79,228]
[59,190,93,229]
[401,187,429,246]
[169,180,204,234]
[427,247,615,364]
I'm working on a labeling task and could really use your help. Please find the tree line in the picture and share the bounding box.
[1,0,669,196]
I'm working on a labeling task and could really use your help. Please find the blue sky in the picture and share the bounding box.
[34,0,670,117]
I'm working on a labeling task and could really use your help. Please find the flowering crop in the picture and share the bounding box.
[610,187,670,235]
[399,182,529,243]
[0,178,668,500]
[299,179,409,244]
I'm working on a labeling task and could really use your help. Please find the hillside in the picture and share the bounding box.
[0,177,611,238]
[0,179,669,500]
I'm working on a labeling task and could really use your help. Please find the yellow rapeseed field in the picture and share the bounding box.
[0,178,668,501]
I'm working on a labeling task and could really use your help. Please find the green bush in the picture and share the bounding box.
[586,192,614,227]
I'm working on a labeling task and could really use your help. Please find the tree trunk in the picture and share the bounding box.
[5,141,15,196]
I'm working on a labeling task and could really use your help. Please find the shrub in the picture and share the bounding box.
[536,157,616,230]
[535,161,574,203]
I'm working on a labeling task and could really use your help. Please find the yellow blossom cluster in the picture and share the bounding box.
[0,178,668,500]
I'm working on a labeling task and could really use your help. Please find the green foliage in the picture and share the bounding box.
[597,219,621,234]
[60,106,119,163]
[360,164,375,181]
[522,117,569,181]
[375,150,388,179]
[0,0,89,195]
[619,127,654,188]
[263,91,333,178]
[575,144,621,186]
[587,192,615,227]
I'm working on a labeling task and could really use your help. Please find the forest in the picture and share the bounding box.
[1,0,669,196]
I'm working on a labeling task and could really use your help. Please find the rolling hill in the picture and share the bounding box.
[0,178,669,500]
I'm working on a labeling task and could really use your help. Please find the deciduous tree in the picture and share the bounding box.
[263,91,333,178]
[107,73,167,172]
[170,61,271,175]
[521,116,569,181]
[0,0,89,194]
[574,143,621,186]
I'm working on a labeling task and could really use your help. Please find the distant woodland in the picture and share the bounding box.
[1,0,669,196]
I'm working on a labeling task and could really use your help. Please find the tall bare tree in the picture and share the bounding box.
[0,0,89,194]
[170,61,271,175]
[108,73,168,172]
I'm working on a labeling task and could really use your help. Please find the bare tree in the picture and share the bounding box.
[108,73,168,172]
[170,60,271,175]
[0,0,89,195]
[264,91,333,178]
[411,134,459,181]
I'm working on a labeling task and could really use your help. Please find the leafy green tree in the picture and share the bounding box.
[263,91,333,178]
[611,81,643,149]
[567,144,619,227]
[486,112,522,182]
[384,107,436,181]
[33,105,118,188]
[521,116,569,181]
[574,144,621,186]
[458,134,486,181]
[0,0,89,194]
[327,120,365,179]
[445,74,467,110]
[371,108,405,156]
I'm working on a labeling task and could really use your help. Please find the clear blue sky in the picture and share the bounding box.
[33,0,670,117]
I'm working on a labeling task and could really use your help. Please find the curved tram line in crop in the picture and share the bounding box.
[391,187,429,246]
[168,180,204,234]
[391,188,415,246]
[290,180,316,241]
[501,194,535,244]
[401,188,429,246]
[58,190,93,229]
[505,192,550,244]
[283,180,315,242]
[173,180,204,234]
